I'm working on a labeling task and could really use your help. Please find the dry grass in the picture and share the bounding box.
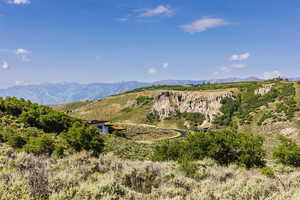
[0,143,300,200]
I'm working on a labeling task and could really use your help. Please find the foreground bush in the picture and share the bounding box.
[273,136,300,167]
[62,122,104,156]
[24,135,55,156]
[153,129,266,168]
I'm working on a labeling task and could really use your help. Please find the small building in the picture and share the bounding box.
[88,120,126,134]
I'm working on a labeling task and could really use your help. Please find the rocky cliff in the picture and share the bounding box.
[254,84,274,95]
[152,90,234,123]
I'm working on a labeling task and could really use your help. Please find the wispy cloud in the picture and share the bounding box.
[2,61,10,70]
[214,63,248,75]
[148,67,157,74]
[15,48,31,62]
[138,5,173,17]
[231,64,247,69]
[15,80,27,86]
[115,17,129,22]
[213,66,231,75]
[230,52,250,61]
[8,0,30,5]
[180,17,230,33]
[162,62,169,69]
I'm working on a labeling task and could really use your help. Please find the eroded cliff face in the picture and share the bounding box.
[254,84,274,95]
[152,90,234,123]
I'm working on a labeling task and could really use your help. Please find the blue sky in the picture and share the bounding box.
[0,0,300,88]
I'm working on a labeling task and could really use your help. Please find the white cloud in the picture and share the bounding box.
[139,5,173,17]
[148,67,157,74]
[231,64,247,69]
[180,17,230,33]
[8,0,30,4]
[214,66,231,75]
[15,48,31,62]
[116,17,128,22]
[2,61,10,70]
[16,48,30,55]
[214,63,247,75]
[219,66,231,73]
[15,80,27,86]
[162,62,169,69]
[259,71,281,80]
[230,53,250,61]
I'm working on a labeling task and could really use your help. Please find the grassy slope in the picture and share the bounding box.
[54,81,300,147]
[55,90,158,124]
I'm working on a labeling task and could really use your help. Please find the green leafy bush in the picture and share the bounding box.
[24,135,55,156]
[273,136,300,167]
[7,135,26,149]
[62,122,104,156]
[152,129,266,168]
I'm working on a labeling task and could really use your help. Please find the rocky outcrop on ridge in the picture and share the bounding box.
[152,90,234,123]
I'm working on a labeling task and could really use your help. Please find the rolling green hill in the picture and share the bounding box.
[55,80,300,150]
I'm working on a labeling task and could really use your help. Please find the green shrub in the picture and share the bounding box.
[61,122,104,156]
[260,167,276,178]
[53,144,65,158]
[136,96,153,106]
[7,135,26,149]
[152,139,187,162]
[273,136,300,167]
[146,111,160,124]
[152,129,266,168]
[178,155,199,178]
[24,135,55,156]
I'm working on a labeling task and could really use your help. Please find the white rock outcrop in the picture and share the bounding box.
[255,84,274,95]
[152,91,234,122]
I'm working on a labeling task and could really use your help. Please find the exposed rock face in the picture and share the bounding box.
[152,91,234,122]
[255,84,274,95]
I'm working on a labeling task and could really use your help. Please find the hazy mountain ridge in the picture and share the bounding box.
[1,77,296,105]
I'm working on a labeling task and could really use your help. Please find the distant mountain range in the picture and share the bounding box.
[0,77,299,105]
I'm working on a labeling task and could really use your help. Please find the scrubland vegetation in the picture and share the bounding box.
[1,143,300,200]
[2,80,300,199]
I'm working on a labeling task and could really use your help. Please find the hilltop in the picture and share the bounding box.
[55,80,300,151]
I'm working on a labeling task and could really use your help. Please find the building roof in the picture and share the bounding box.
[104,122,114,126]
[111,126,127,131]
[88,120,111,125]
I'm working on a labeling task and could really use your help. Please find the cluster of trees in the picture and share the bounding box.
[0,97,104,157]
[152,128,300,173]
[152,129,266,169]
